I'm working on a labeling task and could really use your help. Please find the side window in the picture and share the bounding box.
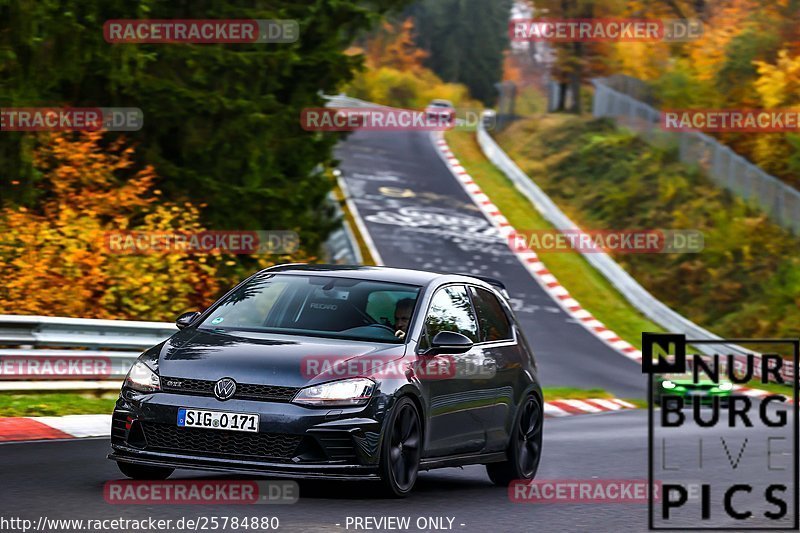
[421,285,479,347]
[469,287,512,342]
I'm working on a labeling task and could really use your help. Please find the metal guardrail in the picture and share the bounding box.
[321,191,363,265]
[475,120,769,362]
[0,315,176,389]
[589,78,800,235]
[0,315,175,350]
[323,94,382,109]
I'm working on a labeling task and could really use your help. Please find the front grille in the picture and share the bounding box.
[161,377,299,402]
[141,423,301,461]
[239,383,299,401]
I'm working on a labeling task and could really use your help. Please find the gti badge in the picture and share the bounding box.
[214,377,237,401]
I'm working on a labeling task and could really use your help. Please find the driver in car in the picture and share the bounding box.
[393,298,415,338]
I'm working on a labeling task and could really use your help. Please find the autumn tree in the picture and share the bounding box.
[0,133,300,320]
[346,18,475,109]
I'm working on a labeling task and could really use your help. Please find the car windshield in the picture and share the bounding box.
[198,273,420,343]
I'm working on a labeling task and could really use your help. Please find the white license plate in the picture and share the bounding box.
[177,408,259,432]
[688,390,707,396]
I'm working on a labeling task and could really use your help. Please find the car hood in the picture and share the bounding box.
[152,328,406,388]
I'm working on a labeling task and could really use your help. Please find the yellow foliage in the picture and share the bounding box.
[344,17,476,110]
[685,0,762,82]
[347,66,473,109]
[613,41,671,81]
[754,49,800,108]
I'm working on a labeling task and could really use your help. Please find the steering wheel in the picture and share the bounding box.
[339,300,385,327]
[363,323,396,334]
[336,300,398,335]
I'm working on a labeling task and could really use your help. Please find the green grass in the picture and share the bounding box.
[512,86,547,119]
[542,387,612,400]
[542,387,645,408]
[0,392,118,417]
[445,128,662,350]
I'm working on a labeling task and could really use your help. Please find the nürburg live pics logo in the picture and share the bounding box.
[642,332,798,530]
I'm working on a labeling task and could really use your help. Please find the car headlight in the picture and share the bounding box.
[661,380,676,389]
[124,361,161,392]
[718,382,733,391]
[292,378,375,407]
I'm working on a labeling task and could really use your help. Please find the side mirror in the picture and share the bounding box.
[176,311,201,330]
[425,331,473,355]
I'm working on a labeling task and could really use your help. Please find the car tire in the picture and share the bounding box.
[117,461,174,480]
[486,394,543,486]
[378,397,422,497]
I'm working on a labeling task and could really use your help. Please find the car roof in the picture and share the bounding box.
[259,263,501,291]
[429,99,453,106]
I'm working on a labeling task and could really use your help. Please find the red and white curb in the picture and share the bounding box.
[0,400,637,443]
[544,398,637,417]
[733,385,794,403]
[432,132,643,364]
[0,414,111,442]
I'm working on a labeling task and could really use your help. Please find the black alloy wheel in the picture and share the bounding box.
[486,395,543,486]
[380,397,422,497]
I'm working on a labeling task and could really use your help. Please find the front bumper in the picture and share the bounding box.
[108,448,380,480]
[108,389,387,478]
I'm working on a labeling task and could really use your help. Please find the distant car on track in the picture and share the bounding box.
[109,264,543,496]
[425,99,455,125]
[653,371,733,406]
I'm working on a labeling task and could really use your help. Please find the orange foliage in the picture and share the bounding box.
[0,132,224,320]
[363,19,428,71]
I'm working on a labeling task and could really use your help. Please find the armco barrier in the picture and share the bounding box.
[0,315,176,389]
[475,120,794,381]
[590,77,800,235]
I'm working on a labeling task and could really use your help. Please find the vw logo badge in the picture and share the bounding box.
[213,377,237,401]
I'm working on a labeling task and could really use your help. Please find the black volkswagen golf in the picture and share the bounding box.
[109,264,543,496]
